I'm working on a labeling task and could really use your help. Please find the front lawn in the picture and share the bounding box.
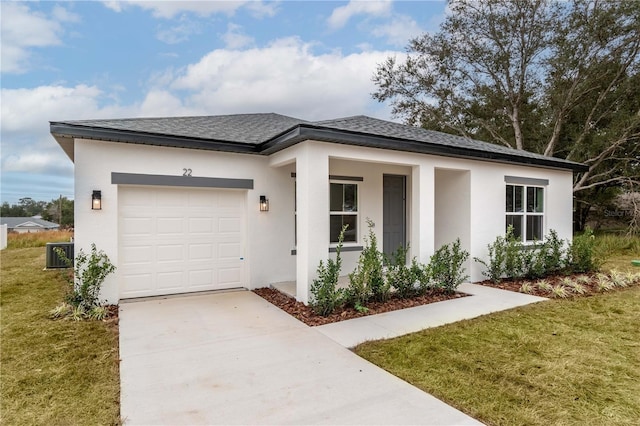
[356,287,640,425]
[0,245,120,424]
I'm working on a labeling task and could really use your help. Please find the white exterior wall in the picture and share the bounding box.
[74,138,574,304]
[0,224,7,250]
[74,139,296,304]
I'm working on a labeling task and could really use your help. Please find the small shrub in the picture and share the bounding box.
[625,272,640,286]
[550,285,569,298]
[385,244,419,299]
[565,280,586,295]
[568,227,600,273]
[87,306,109,321]
[504,227,524,278]
[49,302,73,319]
[310,225,347,316]
[53,243,115,320]
[537,280,553,293]
[575,274,592,284]
[519,281,534,294]
[429,238,469,294]
[521,243,546,279]
[474,234,506,283]
[542,230,566,274]
[347,219,388,305]
[595,273,614,292]
[609,270,628,288]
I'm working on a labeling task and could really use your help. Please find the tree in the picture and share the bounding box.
[373,0,640,229]
[42,197,74,227]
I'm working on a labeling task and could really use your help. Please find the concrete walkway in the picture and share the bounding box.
[119,285,546,425]
[316,283,547,347]
[120,291,482,425]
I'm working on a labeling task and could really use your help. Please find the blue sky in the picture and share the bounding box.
[1,1,447,205]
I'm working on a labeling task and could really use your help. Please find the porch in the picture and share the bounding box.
[268,140,472,305]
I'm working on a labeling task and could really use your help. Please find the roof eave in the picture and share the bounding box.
[261,125,589,172]
[49,122,259,155]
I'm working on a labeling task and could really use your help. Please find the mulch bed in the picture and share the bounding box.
[252,287,468,326]
[478,272,603,298]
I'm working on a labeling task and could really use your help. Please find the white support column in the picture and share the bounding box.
[295,144,329,304]
[411,163,435,263]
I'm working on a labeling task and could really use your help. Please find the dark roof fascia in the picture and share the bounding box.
[51,120,589,173]
[49,122,259,154]
[261,124,589,172]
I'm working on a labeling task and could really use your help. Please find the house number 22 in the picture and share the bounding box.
[182,168,193,176]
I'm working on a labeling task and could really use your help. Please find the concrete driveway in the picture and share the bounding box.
[119,290,481,425]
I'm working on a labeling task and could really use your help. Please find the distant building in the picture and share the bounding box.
[0,217,60,233]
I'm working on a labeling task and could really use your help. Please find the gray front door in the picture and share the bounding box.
[383,175,406,258]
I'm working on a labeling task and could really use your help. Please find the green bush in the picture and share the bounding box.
[474,234,507,283]
[310,225,347,316]
[429,239,469,294]
[504,227,523,278]
[347,219,389,305]
[568,227,600,273]
[385,244,419,299]
[52,243,116,320]
[521,242,546,279]
[542,229,566,273]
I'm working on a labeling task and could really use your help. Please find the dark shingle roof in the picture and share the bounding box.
[56,113,309,144]
[1,217,60,229]
[50,113,587,171]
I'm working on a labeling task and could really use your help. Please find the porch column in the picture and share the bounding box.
[295,144,329,304]
[411,164,435,263]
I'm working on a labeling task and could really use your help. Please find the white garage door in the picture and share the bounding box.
[118,186,247,299]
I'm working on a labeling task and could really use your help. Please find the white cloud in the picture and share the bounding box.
[1,84,128,178]
[169,37,401,120]
[327,0,392,30]
[0,2,71,73]
[156,17,201,44]
[102,1,274,19]
[372,14,423,47]
[51,5,81,23]
[221,23,254,49]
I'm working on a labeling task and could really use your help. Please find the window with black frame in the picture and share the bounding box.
[330,182,358,243]
[506,184,544,241]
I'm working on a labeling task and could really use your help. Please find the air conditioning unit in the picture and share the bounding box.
[46,242,74,269]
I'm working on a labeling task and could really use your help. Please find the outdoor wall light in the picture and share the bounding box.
[92,190,102,210]
[259,195,269,212]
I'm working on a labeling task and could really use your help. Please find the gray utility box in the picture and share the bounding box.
[46,242,74,268]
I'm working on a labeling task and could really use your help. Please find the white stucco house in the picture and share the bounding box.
[50,113,586,305]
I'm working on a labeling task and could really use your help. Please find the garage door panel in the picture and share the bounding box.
[189,217,214,234]
[156,190,187,207]
[218,242,241,259]
[188,243,213,260]
[218,217,241,233]
[157,217,184,235]
[122,273,153,293]
[157,244,184,262]
[119,186,246,298]
[188,191,218,207]
[121,217,154,236]
[157,271,186,290]
[219,191,244,207]
[189,269,214,287]
[121,245,153,264]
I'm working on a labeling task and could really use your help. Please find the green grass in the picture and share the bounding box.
[356,287,640,426]
[595,234,640,273]
[1,247,120,425]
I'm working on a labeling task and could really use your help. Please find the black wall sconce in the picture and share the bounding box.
[259,195,269,212]
[92,190,102,210]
